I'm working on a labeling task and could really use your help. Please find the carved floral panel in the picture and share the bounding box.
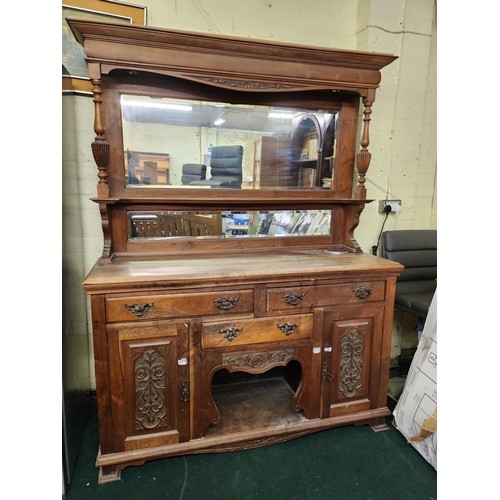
[134,347,168,430]
[338,327,365,399]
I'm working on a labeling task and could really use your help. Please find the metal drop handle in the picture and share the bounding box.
[352,286,372,300]
[217,327,243,341]
[283,292,305,306]
[213,296,240,310]
[125,302,154,317]
[322,361,334,382]
[276,322,299,336]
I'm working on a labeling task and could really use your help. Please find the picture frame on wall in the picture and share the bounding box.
[62,0,146,95]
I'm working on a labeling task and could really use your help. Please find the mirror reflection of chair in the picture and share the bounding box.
[126,150,141,184]
[181,163,207,185]
[190,145,243,188]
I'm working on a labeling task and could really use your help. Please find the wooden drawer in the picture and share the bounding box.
[202,314,312,349]
[267,281,385,311]
[316,281,385,306]
[267,285,315,312]
[106,289,254,322]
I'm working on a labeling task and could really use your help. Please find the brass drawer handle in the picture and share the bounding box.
[276,322,299,336]
[217,327,243,341]
[213,296,240,310]
[352,286,372,300]
[283,292,305,306]
[124,302,154,317]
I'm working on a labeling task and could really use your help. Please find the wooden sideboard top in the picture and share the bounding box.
[84,249,403,291]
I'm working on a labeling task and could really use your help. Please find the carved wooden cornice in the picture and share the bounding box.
[67,19,397,95]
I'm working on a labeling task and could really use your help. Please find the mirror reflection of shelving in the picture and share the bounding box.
[128,210,332,240]
[125,150,171,185]
[290,113,336,189]
[223,210,331,238]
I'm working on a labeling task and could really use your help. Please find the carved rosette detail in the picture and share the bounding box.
[338,328,364,398]
[207,434,300,452]
[197,77,294,90]
[134,347,167,429]
[222,349,295,371]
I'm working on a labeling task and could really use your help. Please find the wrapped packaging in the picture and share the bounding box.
[393,291,437,470]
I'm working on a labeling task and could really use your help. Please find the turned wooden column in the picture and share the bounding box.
[89,63,110,198]
[355,90,376,200]
[88,63,112,259]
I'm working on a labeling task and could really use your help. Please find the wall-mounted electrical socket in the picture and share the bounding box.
[378,199,402,214]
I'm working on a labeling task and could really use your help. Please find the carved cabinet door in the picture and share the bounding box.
[106,321,190,452]
[320,305,385,418]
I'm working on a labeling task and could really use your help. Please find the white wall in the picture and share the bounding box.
[63,0,437,389]
[146,0,358,48]
[355,0,437,360]
[63,95,102,389]
[356,0,437,252]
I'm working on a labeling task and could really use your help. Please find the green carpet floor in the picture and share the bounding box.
[64,400,436,500]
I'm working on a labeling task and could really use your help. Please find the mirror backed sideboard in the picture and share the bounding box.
[68,18,403,483]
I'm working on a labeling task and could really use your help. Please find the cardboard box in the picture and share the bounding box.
[393,291,437,470]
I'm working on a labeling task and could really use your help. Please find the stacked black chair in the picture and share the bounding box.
[382,229,437,320]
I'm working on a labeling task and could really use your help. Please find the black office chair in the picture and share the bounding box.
[382,229,437,320]
[126,149,141,184]
[190,145,243,188]
[181,163,207,185]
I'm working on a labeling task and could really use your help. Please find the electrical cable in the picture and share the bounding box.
[371,205,391,255]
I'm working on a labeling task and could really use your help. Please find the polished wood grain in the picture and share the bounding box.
[67,18,397,258]
[266,280,385,312]
[70,19,402,483]
[106,322,189,451]
[95,406,392,472]
[321,305,385,418]
[201,314,313,349]
[105,289,254,322]
[67,19,396,93]
[84,250,402,290]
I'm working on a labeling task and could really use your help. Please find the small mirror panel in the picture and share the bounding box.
[128,210,332,240]
[121,95,337,190]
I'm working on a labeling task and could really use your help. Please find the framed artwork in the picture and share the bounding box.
[62,1,147,95]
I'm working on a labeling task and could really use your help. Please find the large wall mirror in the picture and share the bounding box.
[121,95,337,190]
[128,210,332,240]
